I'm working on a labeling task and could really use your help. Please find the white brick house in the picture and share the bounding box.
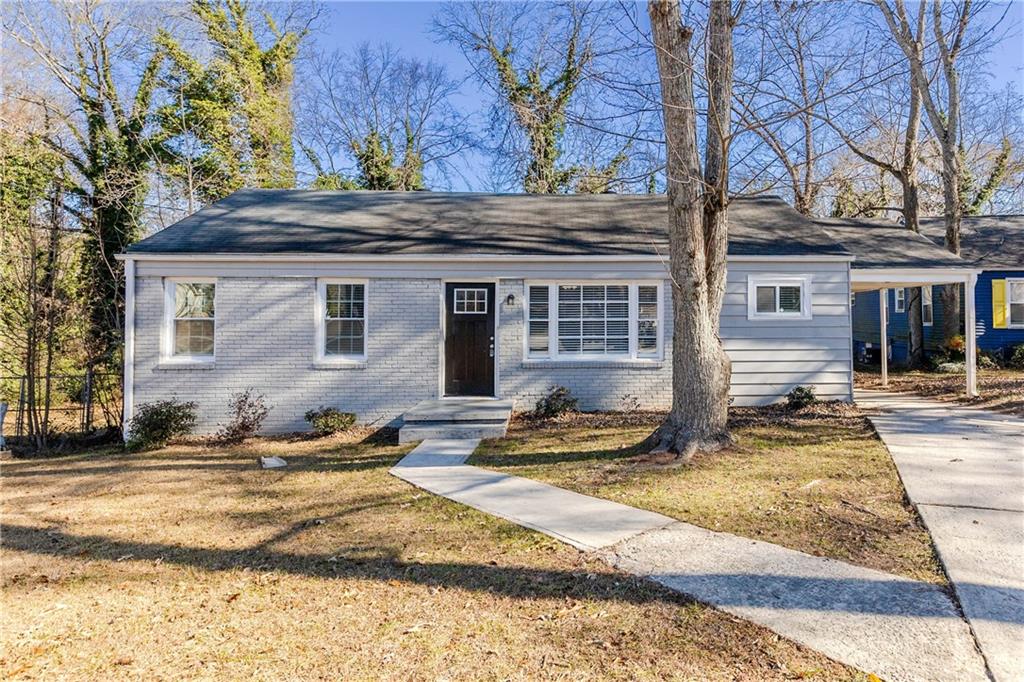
[119,190,978,434]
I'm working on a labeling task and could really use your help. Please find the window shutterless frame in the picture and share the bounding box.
[746,275,813,321]
[921,286,933,326]
[315,278,368,363]
[895,288,906,313]
[523,280,664,362]
[161,277,217,364]
[1006,278,1024,327]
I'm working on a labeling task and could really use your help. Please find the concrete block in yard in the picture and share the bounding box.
[260,456,287,469]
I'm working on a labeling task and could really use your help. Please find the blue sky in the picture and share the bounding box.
[308,1,1024,192]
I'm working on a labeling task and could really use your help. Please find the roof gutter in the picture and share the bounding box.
[115,252,855,263]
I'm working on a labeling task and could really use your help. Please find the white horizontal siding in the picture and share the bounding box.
[723,264,852,404]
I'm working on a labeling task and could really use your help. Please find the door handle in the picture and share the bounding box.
[489,336,495,357]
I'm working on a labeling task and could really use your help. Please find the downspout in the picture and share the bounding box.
[122,257,136,441]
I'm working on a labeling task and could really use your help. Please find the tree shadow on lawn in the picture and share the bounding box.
[475,413,876,470]
[4,522,1021,625]
[1,443,406,480]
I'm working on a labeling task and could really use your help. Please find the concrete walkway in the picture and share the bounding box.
[392,438,988,681]
[859,390,1024,682]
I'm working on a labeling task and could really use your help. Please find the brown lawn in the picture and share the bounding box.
[0,429,862,681]
[855,367,1024,416]
[473,404,944,584]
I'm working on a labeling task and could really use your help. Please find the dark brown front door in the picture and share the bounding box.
[444,283,495,396]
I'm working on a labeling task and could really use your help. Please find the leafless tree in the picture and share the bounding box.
[874,0,990,342]
[646,0,741,458]
[296,42,474,190]
[734,1,861,215]
[435,1,653,193]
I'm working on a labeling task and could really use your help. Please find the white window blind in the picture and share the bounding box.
[638,285,659,355]
[747,276,812,320]
[325,283,366,356]
[527,285,550,354]
[525,282,662,361]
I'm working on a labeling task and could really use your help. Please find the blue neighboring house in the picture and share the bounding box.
[853,215,1024,363]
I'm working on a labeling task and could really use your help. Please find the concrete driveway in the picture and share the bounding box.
[858,390,1024,682]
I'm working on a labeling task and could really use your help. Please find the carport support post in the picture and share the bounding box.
[965,273,978,397]
[879,288,888,388]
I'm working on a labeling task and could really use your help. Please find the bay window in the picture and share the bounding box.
[525,282,662,360]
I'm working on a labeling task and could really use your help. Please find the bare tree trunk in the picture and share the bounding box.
[906,288,924,366]
[646,0,734,459]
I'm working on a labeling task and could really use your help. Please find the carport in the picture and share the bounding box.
[817,218,983,397]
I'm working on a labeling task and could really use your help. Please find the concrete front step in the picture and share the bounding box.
[398,421,508,444]
[403,398,515,423]
[398,398,515,444]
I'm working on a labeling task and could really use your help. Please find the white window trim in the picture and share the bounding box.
[454,287,488,314]
[523,280,664,363]
[922,285,933,327]
[894,288,906,313]
[162,277,217,364]
[746,275,813,321]
[315,278,368,364]
[1007,277,1024,328]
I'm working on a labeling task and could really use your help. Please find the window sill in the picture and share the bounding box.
[747,315,812,322]
[522,358,664,369]
[156,360,215,371]
[313,359,367,370]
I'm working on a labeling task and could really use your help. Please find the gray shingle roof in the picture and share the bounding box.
[128,190,850,258]
[815,217,970,269]
[919,215,1024,270]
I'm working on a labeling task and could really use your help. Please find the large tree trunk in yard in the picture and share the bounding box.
[906,287,924,367]
[646,0,734,459]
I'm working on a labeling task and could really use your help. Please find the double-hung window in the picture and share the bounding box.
[1007,279,1024,327]
[747,276,812,320]
[894,288,906,313]
[922,286,933,326]
[164,279,216,362]
[526,282,662,361]
[317,280,367,362]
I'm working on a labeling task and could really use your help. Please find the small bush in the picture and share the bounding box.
[786,386,817,410]
[127,399,196,451]
[936,362,965,374]
[305,407,356,436]
[1008,344,1024,370]
[533,385,578,418]
[942,335,966,360]
[217,388,270,444]
[977,352,999,370]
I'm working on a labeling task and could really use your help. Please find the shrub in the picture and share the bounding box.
[977,352,999,370]
[786,386,817,410]
[942,335,966,359]
[1009,344,1024,370]
[127,399,196,451]
[305,407,356,436]
[217,388,270,444]
[533,385,578,418]
[936,362,965,374]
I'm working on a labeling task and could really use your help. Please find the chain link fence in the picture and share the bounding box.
[1,371,121,440]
